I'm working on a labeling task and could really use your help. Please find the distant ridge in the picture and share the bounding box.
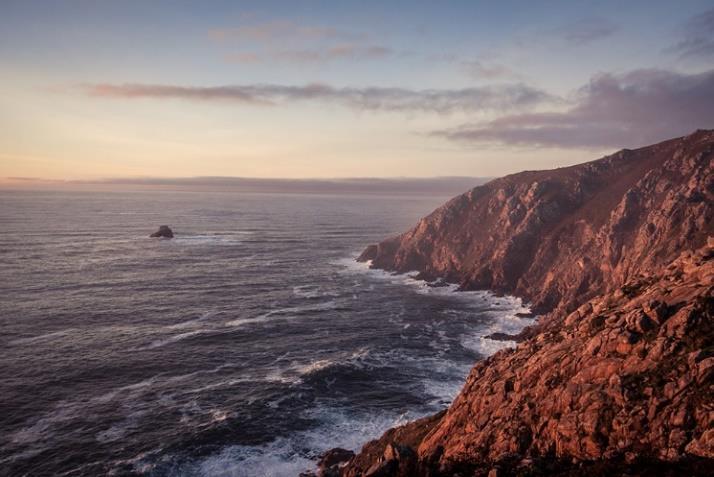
[0,176,490,196]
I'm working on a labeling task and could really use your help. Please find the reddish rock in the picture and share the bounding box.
[317,448,355,477]
[343,130,714,476]
[359,130,713,319]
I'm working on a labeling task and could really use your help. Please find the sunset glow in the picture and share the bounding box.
[1,1,713,181]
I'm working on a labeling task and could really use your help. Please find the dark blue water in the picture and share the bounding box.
[0,190,531,476]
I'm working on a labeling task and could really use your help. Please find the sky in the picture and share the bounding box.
[1,0,713,181]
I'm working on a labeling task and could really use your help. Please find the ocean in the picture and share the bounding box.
[0,190,532,476]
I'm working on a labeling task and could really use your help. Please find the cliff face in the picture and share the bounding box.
[335,131,714,477]
[416,245,713,475]
[360,130,713,317]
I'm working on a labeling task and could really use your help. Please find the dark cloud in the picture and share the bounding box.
[558,17,618,45]
[670,8,714,58]
[82,82,555,114]
[432,68,714,149]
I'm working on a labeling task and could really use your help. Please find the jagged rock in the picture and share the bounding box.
[343,131,714,476]
[150,225,174,238]
[342,412,444,477]
[359,130,713,319]
[317,448,355,477]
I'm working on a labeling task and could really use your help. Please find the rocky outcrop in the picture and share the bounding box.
[359,130,713,317]
[342,245,713,476]
[343,412,445,477]
[150,225,174,238]
[303,448,356,477]
[416,244,713,475]
[341,130,714,476]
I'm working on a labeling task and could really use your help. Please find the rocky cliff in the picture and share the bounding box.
[360,130,713,318]
[331,130,714,476]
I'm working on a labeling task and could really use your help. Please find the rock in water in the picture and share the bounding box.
[150,225,174,238]
[317,448,355,476]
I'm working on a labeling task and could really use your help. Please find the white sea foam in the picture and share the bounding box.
[140,330,209,350]
[95,408,148,443]
[11,375,161,448]
[334,254,535,355]
[295,359,335,375]
[175,407,415,477]
[460,335,516,356]
[10,372,207,449]
[168,310,220,329]
[334,255,523,307]
[261,346,371,386]
[171,233,249,246]
[263,369,302,385]
[225,300,342,328]
[190,438,316,477]
[9,329,75,346]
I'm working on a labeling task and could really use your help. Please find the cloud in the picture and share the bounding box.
[432,68,714,149]
[83,84,272,105]
[82,82,555,114]
[210,20,391,64]
[227,44,393,64]
[670,8,714,58]
[227,52,261,63]
[557,17,618,45]
[209,20,363,43]
[460,60,516,79]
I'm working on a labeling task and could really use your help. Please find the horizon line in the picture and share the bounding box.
[0,175,493,195]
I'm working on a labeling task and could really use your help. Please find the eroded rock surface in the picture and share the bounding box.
[360,130,713,318]
[416,245,713,475]
[340,131,714,476]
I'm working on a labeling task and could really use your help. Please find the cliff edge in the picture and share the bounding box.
[335,130,713,476]
[360,130,713,318]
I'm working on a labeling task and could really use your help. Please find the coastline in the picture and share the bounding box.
[316,131,714,476]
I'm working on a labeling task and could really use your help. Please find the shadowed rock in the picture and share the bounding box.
[150,225,174,238]
[317,448,355,477]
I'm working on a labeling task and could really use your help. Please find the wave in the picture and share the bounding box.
[10,375,159,451]
[460,335,516,356]
[292,284,339,299]
[167,310,222,329]
[139,330,210,350]
[260,347,372,387]
[9,329,75,346]
[150,407,416,477]
[224,300,344,328]
[9,364,244,457]
[170,233,250,246]
[294,359,335,376]
[334,255,523,305]
[334,253,535,346]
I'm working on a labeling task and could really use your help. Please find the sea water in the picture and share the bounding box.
[0,190,532,476]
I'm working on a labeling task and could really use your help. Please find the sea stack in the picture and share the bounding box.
[150,225,174,238]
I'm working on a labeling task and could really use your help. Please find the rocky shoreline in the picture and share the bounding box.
[311,130,714,476]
